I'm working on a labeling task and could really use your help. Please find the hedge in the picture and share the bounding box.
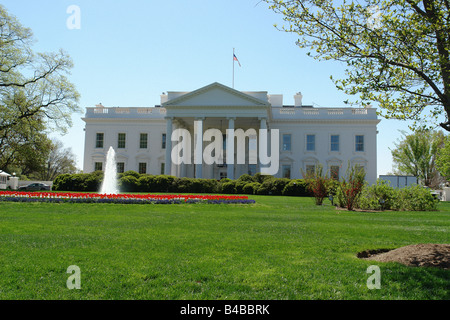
[52,171,104,192]
[52,171,311,196]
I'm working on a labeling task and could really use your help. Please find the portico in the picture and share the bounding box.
[162,82,271,180]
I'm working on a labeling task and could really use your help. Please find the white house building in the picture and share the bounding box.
[82,82,380,184]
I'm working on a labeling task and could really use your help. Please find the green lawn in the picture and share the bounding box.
[0,195,448,300]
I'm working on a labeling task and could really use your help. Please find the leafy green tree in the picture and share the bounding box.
[0,5,80,174]
[390,130,444,186]
[0,106,52,176]
[0,5,80,134]
[435,135,450,181]
[264,0,450,131]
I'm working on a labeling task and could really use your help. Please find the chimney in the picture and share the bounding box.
[160,92,168,104]
[294,92,303,107]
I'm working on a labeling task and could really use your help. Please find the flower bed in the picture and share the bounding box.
[0,191,255,204]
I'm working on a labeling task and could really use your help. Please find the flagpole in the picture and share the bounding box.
[232,48,235,89]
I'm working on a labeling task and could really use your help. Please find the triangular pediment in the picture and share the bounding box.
[162,82,270,108]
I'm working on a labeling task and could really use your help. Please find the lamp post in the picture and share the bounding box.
[329,194,334,206]
[379,198,385,211]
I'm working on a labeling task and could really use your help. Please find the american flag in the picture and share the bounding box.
[233,54,241,67]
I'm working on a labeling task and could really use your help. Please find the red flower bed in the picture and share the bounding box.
[0,191,254,204]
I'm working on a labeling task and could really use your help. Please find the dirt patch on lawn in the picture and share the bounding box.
[357,244,450,269]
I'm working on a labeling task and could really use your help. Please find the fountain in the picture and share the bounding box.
[100,146,119,194]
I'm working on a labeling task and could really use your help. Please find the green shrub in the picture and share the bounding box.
[153,175,176,192]
[121,170,140,178]
[235,180,248,194]
[84,171,104,191]
[242,182,261,195]
[238,174,254,183]
[190,179,219,193]
[340,179,439,212]
[173,177,193,193]
[119,175,139,192]
[268,178,291,195]
[327,179,339,196]
[137,175,156,192]
[256,178,275,195]
[53,172,104,192]
[52,174,70,191]
[282,179,310,196]
[394,184,439,211]
[356,180,396,210]
[253,177,291,196]
[253,173,274,184]
[221,181,237,194]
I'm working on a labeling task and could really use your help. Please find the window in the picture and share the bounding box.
[282,134,291,151]
[330,135,339,152]
[160,163,165,175]
[223,134,227,150]
[95,133,104,148]
[306,135,315,151]
[139,162,147,174]
[94,162,103,171]
[219,171,227,180]
[355,165,365,173]
[305,165,315,177]
[162,133,166,149]
[117,162,125,173]
[118,133,126,149]
[330,165,340,180]
[282,165,291,179]
[140,133,148,149]
[355,135,364,152]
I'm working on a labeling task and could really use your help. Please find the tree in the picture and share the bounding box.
[264,0,450,131]
[390,129,445,186]
[0,5,80,175]
[39,139,78,181]
[0,5,80,135]
[0,91,52,172]
[435,135,450,181]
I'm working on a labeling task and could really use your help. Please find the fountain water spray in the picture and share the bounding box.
[100,146,119,194]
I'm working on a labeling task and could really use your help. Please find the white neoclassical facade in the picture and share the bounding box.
[82,82,380,184]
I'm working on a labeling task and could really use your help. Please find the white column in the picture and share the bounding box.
[259,117,267,173]
[260,117,267,130]
[226,117,235,180]
[194,118,204,179]
[164,117,173,175]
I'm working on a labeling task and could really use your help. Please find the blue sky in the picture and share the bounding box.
[2,0,421,176]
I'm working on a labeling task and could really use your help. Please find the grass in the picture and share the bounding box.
[0,195,449,300]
